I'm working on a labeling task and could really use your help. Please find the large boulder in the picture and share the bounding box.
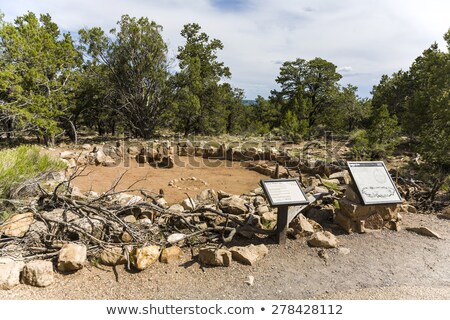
[131,246,161,271]
[0,258,25,290]
[307,231,339,248]
[230,244,268,266]
[219,196,248,215]
[22,260,54,287]
[0,212,34,238]
[198,247,232,267]
[57,243,87,272]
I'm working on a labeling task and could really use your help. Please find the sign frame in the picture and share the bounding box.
[260,178,310,207]
[347,161,403,205]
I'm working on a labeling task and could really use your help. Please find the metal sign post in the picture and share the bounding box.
[260,179,310,244]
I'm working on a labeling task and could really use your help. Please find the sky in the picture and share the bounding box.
[1,0,449,99]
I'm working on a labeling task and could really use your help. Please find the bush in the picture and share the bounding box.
[349,129,370,160]
[0,145,66,198]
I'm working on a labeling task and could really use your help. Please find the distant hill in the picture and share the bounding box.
[242,100,256,106]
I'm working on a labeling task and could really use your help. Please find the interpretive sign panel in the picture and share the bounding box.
[347,161,403,205]
[260,179,309,207]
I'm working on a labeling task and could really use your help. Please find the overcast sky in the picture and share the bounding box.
[1,0,449,99]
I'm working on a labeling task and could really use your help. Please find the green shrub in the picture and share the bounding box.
[0,145,66,198]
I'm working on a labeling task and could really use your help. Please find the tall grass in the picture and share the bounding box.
[0,145,66,198]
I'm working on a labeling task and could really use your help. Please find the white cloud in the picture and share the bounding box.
[1,0,449,98]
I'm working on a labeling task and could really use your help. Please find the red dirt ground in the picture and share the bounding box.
[71,156,267,204]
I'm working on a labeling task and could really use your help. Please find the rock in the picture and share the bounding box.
[180,198,197,211]
[262,211,277,222]
[344,185,360,202]
[198,247,232,267]
[314,186,329,194]
[102,156,117,167]
[197,189,219,203]
[305,206,334,225]
[406,227,442,239]
[244,275,255,286]
[121,232,133,242]
[307,231,338,248]
[338,247,350,255]
[156,197,168,208]
[81,144,92,150]
[22,260,54,287]
[230,244,268,266]
[94,148,107,165]
[127,146,140,156]
[257,205,270,215]
[57,243,87,272]
[67,158,77,169]
[219,196,248,215]
[70,187,86,201]
[100,247,126,266]
[0,258,25,290]
[60,151,76,159]
[0,212,33,238]
[160,246,183,263]
[168,204,185,213]
[217,190,232,199]
[137,218,152,225]
[126,195,143,206]
[131,246,161,271]
[329,170,351,184]
[401,204,418,214]
[443,206,450,219]
[167,233,186,244]
[254,196,266,207]
[289,214,315,238]
[123,215,137,224]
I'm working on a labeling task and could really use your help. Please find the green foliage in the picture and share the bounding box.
[271,57,342,136]
[349,129,370,160]
[0,145,66,198]
[79,15,170,138]
[367,104,400,155]
[371,28,450,179]
[0,12,81,144]
[173,23,232,135]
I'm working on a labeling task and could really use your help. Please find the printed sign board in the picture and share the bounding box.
[260,179,310,207]
[347,161,403,205]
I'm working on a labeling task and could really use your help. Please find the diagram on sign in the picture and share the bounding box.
[347,161,402,205]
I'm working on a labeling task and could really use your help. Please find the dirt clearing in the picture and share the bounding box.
[71,157,266,204]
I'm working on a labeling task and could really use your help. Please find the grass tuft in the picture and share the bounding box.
[0,145,66,198]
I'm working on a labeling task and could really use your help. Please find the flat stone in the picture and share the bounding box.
[160,246,183,264]
[99,247,126,266]
[230,244,268,266]
[198,247,232,267]
[22,260,54,287]
[156,197,168,208]
[131,246,161,271]
[57,243,87,272]
[406,227,442,239]
[314,186,329,194]
[0,212,33,238]
[329,170,351,184]
[401,204,418,214]
[307,231,339,248]
[219,196,248,215]
[60,151,77,159]
[0,259,25,290]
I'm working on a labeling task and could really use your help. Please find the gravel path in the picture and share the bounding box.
[1,213,449,300]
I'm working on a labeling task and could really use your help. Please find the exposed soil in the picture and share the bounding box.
[71,157,266,204]
[1,213,449,300]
